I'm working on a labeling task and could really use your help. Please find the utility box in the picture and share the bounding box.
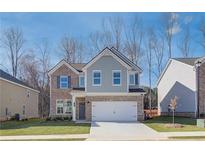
[197,119,205,128]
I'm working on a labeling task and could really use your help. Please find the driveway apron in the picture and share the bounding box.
[88,122,167,141]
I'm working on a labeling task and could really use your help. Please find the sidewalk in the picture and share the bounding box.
[0,134,89,141]
[160,131,205,137]
[1,131,205,141]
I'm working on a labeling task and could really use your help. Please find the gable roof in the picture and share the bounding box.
[110,47,142,72]
[70,63,86,72]
[82,47,142,72]
[156,57,202,86]
[172,57,201,66]
[0,69,39,93]
[48,60,81,76]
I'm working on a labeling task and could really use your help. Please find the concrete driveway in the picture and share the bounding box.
[88,121,167,141]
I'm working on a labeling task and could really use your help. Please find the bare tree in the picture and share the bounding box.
[19,51,40,89]
[124,16,144,64]
[106,16,124,50]
[59,36,84,63]
[161,13,179,58]
[145,28,155,111]
[178,25,191,58]
[36,40,50,117]
[2,27,25,77]
[89,16,124,53]
[19,42,51,117]
[36,39,50,87]
[152,33,165,78]
[199,17,205,53]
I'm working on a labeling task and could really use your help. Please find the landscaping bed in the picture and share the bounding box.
[0,119,91,136]
[143,116,205,132]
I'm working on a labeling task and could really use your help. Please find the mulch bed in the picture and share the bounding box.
[165,123,184,128]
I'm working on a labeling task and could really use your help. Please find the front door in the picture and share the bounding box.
[79,103,85,120]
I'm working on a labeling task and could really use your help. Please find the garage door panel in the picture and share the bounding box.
[92,101,137,122]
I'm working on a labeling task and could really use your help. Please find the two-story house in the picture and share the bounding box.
[48,47,145,122]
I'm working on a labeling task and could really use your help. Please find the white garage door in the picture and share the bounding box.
[92,101,137,122]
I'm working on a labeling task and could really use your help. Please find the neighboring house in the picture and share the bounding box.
[48,47,145,122]
[157,57,205,118]
[0,69,39,121]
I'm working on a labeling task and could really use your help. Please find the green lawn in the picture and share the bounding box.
[0,119,90,136]
[143,116,205,132]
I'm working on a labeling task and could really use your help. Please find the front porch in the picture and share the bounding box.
[71,90,91,122]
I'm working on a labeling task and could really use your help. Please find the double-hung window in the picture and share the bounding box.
[112,70,121,86]
[60,76,68,89]
[79,75,85,87]
[129,73,139,85]
[56,100,64,114]
[129,73,135,85]
[92,70,101,86]
[64,100,72,114]
[56,100,72,115]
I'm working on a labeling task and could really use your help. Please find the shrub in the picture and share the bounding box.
[200,113,205,118]
[46,117,52,121]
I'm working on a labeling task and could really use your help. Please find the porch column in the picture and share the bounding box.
[72,95,76,121]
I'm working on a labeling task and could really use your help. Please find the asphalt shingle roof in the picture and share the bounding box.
[0,69,38,91]
[173,57,201,66]
[70,63,86,72]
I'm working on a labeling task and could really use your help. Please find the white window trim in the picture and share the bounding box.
[60,75,68,89]
[129,73,135,86]
[56,99,72,115]
[112,70,121,86]
[79,75,85,88]
[56,99,64,115]
[92,70,102,86]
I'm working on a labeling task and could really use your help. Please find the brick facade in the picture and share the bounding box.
[75,97,85,120]
[50,64,79,116]
[199,62,205,115]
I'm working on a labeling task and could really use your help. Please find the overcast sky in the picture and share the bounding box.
[0,12,205,87]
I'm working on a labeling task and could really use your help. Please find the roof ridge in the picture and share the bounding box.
[172,57,201,59]
[110,47,142,71]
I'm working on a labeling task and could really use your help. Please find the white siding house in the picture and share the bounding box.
[157,58,198,117]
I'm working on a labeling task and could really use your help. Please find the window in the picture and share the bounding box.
[92,70,101,86]
[129,73,139,85]
[79,75,85,87]
[129,74,135,85]
[56,100,72,115]
[60,76,68,89]
[56,100,64,114]
[27,90,30,98]
[112,70,121,86]
[5,108,8,116]
[64,101,72,114]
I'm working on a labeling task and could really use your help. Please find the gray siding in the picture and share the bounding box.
[86,55,127,92]
[160,81,196,113]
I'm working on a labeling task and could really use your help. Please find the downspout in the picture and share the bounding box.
[196,61,201,118]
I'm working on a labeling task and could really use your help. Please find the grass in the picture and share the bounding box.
[169,136,205,140]
[143,116,205,132]
[1,138,86,141]
[0,119,90,136]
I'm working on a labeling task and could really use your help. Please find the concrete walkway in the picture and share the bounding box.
[0,134,89,141]
[161,131,205,137]
[88,122,167,141]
